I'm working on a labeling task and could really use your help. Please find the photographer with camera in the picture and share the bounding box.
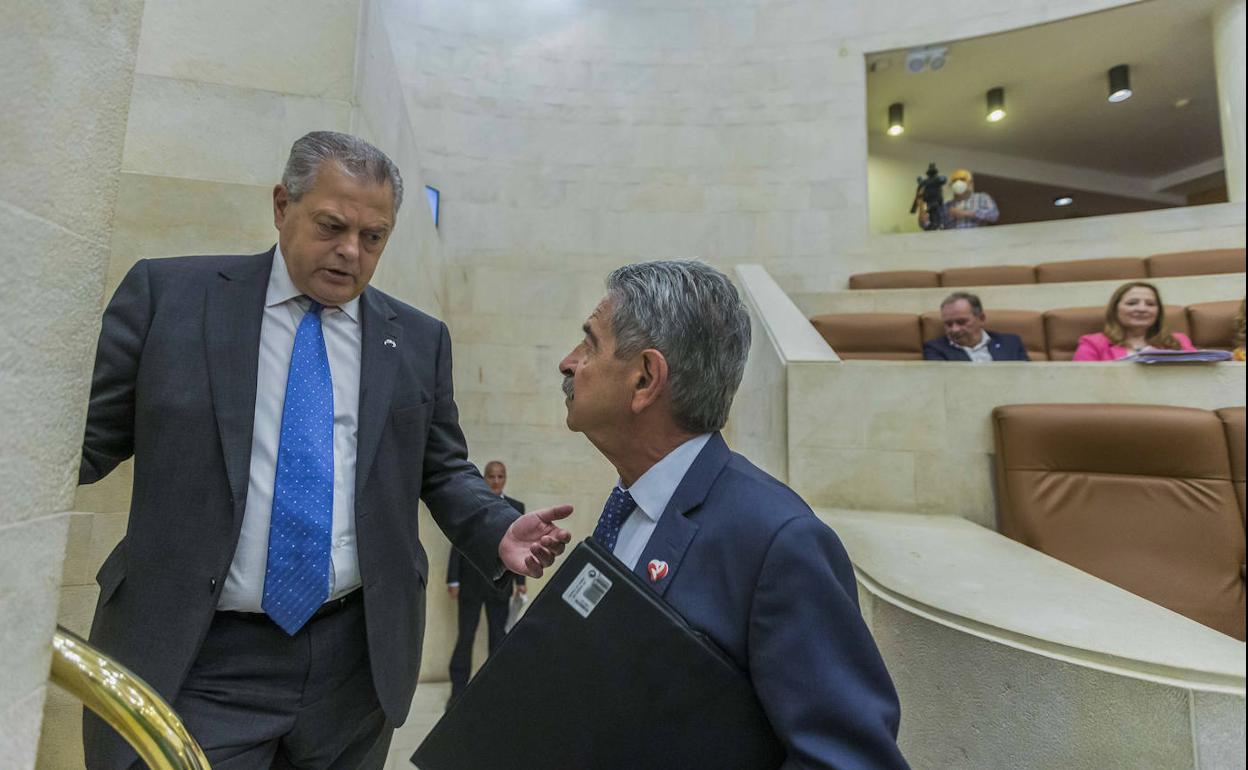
[915,166,999,230]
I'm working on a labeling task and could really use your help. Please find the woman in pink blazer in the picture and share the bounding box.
[1073,281,1195,361]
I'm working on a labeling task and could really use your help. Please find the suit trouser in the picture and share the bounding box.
[141,591,392,769]
[447,593,509,700]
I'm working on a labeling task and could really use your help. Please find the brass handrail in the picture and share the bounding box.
[50,626,211,770]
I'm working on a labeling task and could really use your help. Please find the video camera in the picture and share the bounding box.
[909,162,947,231]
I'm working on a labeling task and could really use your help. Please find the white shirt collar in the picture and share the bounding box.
[267,243,361,323]
[952,330,992,354]
[618,433,713,523]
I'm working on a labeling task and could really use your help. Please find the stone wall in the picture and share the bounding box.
[0,1,146,767]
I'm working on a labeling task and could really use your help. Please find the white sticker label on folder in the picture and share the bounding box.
[561,563,612,618]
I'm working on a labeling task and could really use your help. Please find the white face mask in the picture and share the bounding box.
[951,180,969,196]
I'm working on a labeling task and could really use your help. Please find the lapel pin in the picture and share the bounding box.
[647,559,669,583]
[384,338,397,348]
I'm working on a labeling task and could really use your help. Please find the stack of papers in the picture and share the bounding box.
[1134,347,1234,364]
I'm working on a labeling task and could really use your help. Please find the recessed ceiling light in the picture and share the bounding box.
[887,102,905,136]
[986,87,1006,123]
[1053,196,1074,207]
[1174,97,1191,108]
[1108,64,1132,103]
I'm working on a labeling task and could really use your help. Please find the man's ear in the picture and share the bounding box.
[630,349,669,414]
[273,184,290,229]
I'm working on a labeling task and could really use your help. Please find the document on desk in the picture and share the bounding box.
[412,538,784,770]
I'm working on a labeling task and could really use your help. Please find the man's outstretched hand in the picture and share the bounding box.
[499,505,573,578]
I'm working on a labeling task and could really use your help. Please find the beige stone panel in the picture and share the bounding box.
[0,515,70,716]
[73,460,134,516]
[0,206,110,527]
[107,174,275,300]
[36,684,83,770]
[0,0,144,240]
[874,600,1197,769]
[454,265,605,319]
[2,686,47,770]
[789,447,917,511]
[727,305,789,482]
[122,74,352,186]
[447,313,581,349]
[789,363,945,453]
[456,391,567,429]
[134,0,360,101]
[1192,690,1247,769]
[913,451,998,526]
[60,511,127,589]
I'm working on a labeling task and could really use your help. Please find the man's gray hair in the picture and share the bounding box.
[941,291,984,315]
[281,131,404,213]
[605,260,752,434]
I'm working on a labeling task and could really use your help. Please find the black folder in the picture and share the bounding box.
[412,538,784,769]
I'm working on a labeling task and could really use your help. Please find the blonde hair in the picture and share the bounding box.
[1103,281,1181,349]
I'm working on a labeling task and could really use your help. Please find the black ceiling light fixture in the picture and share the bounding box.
[1108,64,1132,103]
[986,87,1006,122]
[887,102,905,136]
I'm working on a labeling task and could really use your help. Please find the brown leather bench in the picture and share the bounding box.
[809,314,922,360]
[812,305,1200,361]
[847,249,1244,290]
[921,310,1047,360]
[993,403,1246,640]
[1035,257,1148,284]
[1043,305,1189,361]
[1220,407,1246,525]
[940,265,1036,287]
[1186,300,1242,350]
[1148,248,1247,278]
[847,270,940,290]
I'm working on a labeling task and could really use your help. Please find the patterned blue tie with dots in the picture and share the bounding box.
[263,299,334,635]
[592,487,636,553]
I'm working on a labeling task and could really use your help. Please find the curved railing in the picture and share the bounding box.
[49,626,210,770]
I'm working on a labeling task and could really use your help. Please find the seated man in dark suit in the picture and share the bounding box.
[446,459,526,704]
[923,291,1030,362]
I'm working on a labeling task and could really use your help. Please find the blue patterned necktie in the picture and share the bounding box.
[263,299,334,635]
[592,487,636,553]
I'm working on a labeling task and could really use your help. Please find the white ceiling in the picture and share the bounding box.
[865,0,1225,178]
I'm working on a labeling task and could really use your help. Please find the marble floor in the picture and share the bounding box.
[384,682,451,770]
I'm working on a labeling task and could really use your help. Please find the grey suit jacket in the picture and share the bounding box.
[447,495,526,600]
[80,250,517,767]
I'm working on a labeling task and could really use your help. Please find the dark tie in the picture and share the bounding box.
[592,487,636,553]
[262,300,334,635]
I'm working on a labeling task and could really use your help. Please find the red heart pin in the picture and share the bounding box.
[647,559,669,582]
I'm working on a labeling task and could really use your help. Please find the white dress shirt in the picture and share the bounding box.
[952,331,994,363]
[610,433,713,570]
[218,245,363,611]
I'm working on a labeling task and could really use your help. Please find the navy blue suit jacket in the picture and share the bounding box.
[630,433,907,769]
[922,331,1030,361]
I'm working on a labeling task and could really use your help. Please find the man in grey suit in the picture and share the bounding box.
[79,131,572,769]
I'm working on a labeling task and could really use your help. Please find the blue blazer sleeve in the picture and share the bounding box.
[749,516,908,770]
[922,338,959,361]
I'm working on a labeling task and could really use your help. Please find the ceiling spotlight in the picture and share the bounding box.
[1053,196,1075,207]
[986,87,1006,122]
[1108,64,1132,103]
[1174,97,1191,109]
[887,103,905,136]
